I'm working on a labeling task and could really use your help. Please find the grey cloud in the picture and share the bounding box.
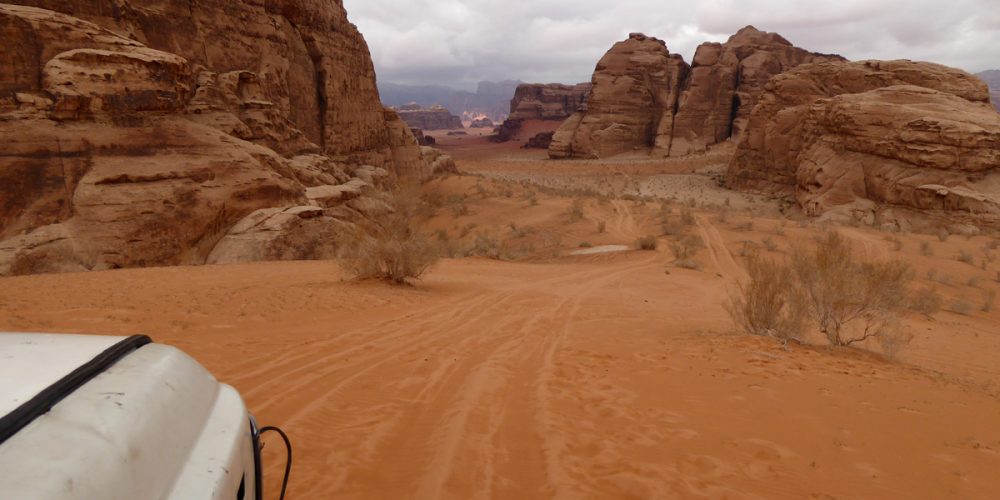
[344,0,1000,89]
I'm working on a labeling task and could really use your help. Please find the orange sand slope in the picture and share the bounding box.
[2,247,999,498]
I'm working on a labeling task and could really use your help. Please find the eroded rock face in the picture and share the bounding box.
[670,27,843,156]
[0,2,425,275]
[550,33,689,159]
[550,27,840,159]
[396,105,464,131]
[728,60,1000,228]
[509,83,591,121]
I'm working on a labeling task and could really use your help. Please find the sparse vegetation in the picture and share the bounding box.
[950,299,974,316]
[983,289,997,313]
[920,241,934,257]
[762,237,778,252]
[567,198,585,223]
[908,286,943,317]
[731,231,914,356]
[338,185,440,284]
[727,253,808,343]
[597,221,606,234]
[958,250,975,265]
[636,235,658,251]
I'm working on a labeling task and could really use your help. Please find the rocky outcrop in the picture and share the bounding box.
[728,60,1000,228]
[490,118,523,143]
[411,128,436,146]
[670,27,843,156]
[550,27,841,159]
[420,147,458,175]
[509,83,591,121]
[524,132,554,149]
[396,105,464,131]
[550,33,689,159]
[977,70,1000,112]
[469,117,494,128]
[0,2,425,275]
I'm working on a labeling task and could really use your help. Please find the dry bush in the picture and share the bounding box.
[950,299,974,316]
[885,236,903,251]
[762,237,778,252]
[579,241,593,249]
[675,259,704,271]
[983,289,997,313]
[727,253,808,343]
[920,241,934,257]
[908,286,943,318]
[669,235,702,260]
[338,186,440,284]
[937,229,950,242]
[791,231,913,347]
[597,221,607,233]
[957,250,975,265]
[566,198,585,223]
[468,233,505,260]
[733,220,754,232]
[636,235,658,251]
[679,206,696,226]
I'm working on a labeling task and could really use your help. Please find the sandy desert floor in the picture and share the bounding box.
[2,141,1000,499]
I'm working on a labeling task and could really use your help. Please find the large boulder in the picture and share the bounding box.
[0,2,424,276]
[728,60,1000,228]
[550,33,690,159]
[549,27,838,159]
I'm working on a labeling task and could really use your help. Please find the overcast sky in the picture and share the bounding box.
[343,0,1000,91]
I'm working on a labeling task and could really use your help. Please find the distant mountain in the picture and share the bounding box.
[378,80,522,123]
[978,70,1000,111]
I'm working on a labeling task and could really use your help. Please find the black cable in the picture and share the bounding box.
[260,426,292,500]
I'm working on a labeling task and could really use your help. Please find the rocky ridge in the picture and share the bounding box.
[395,104,464,131]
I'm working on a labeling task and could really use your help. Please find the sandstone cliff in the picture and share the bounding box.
[509,83,592,121]
[396,105,464,131]
[550,27,842,159]
[0,1,426,275]
[728,60,1000,229]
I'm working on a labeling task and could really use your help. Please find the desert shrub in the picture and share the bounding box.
[727,253,808,342]
[670,235,702,260]
[738,240,757,257]
[338,187,440,284]
[566,198,585,222]
[597,221,607,233]
[920,241,934,257]
[636,235,658,251]
[937,229,950,242]
[968,276,981,288]
[958,250,975,265]
[674,259,704,271]
[762,237,778,252]
[451,203,470,217]
[733,220,754,232]
[983,289,997,313]
[579,241,593,248]
[791,231,913,347]
[679,206,696,226]
[885,236,903,251]
[950,299,974,316]
[908,286,943,317]
[468,233,505,260]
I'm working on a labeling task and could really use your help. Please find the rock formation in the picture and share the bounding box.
[470,117,494,128]
[508,83,592,121]
[396,105,464,131]
[411,128,436,146]
[977,70,1000,112]
[728,60,1000,228]
[550,28,842,159]
[523,132,555,150]
[0,1,427,275]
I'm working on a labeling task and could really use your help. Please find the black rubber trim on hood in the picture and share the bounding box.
[0,334,153,446]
